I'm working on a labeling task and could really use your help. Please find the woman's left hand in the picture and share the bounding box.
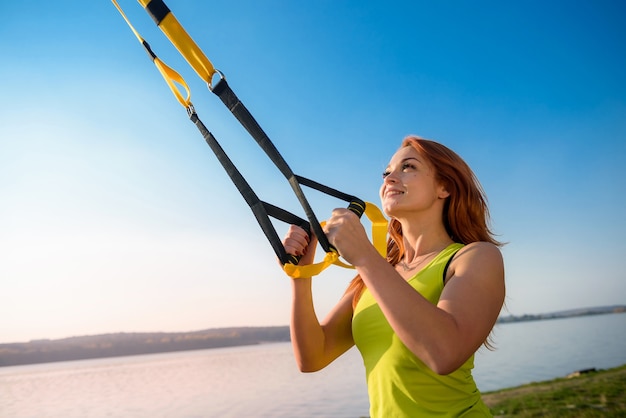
[323,208,375,266]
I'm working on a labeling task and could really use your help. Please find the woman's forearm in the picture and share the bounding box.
[290,276,356,372]
[290,277,327,372]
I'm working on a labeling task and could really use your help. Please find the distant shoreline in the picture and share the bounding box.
[0,326,291,368]
[496,304,625,324]
[1,305,624,368]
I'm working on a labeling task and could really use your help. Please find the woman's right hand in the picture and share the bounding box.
[282,225,318,266]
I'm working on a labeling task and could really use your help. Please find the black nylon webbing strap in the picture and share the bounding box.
[295,175,366,212]
[188,107,309,265]
[211,78,296,180]
[112,0,374,272]
[211,77,343,253]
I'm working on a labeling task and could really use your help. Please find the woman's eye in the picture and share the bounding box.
[382,170,390,178]
[402,163,416,171]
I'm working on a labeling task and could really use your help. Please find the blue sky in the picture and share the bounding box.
[1,1,624,343]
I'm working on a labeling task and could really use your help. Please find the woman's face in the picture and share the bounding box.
[379,146,448,218]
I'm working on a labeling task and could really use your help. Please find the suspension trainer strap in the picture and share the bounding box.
[211,77,367,255]
[134,0,371,236]
[112,0,389,278]
[134,0,367,235]
[112,0,314,268]
[188,107,310,265]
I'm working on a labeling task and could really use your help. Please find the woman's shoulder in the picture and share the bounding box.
[457,241,501,256]
[448,241,503,278]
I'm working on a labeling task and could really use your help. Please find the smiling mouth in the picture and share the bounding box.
[385,190,405,197]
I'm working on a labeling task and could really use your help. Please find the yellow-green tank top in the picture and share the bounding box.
[352,243,492,417]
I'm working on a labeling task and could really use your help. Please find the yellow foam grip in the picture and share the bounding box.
[137,0,216,85]
[283,202,388,279]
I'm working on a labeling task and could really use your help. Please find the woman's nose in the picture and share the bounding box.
[384,171,399,184]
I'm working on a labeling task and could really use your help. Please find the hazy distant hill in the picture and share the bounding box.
[2,306,624,367]
[497,304,625,323]
[0,326,290,367]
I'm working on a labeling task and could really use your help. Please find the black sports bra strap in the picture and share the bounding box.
[442,249,460,284]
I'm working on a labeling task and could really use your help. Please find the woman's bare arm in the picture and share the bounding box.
[283,225,355,372]
[325,210,505,375]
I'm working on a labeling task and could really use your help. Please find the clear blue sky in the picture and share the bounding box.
[1,1,624,344]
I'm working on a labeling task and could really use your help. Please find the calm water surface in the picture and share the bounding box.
[2,313,625,418]
[474,313,626,391]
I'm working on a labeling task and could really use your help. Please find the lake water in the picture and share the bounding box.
[1,313,625,418]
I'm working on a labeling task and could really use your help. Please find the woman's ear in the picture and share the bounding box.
[437,184,450,199]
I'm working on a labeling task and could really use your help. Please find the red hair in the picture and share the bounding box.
[347,135,501,307]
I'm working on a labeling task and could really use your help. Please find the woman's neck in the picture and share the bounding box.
[400,220,453,261]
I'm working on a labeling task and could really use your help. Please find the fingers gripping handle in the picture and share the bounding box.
[284,218,311,266]
[328,198,366,254]
[285,198,366,266]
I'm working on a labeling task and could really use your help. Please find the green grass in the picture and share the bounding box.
[482,364,626,417]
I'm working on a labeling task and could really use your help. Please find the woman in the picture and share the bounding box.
[283,136,505,417]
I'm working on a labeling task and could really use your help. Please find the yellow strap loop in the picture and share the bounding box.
[112,0,191,108]
[364,201,388,258]
[283,202,388,279]
[154,57,191,108]
[283,251,341,279]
